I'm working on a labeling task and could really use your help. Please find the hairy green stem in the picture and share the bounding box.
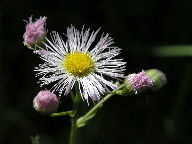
[69,117,77,144]
[50,110,74,117]
[76,93,113,127]
[69,83,80,144]
[77,84,125,127]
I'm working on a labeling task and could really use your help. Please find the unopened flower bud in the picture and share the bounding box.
[33,90,59,114]
[23,16,47,49]
[125,70,154,94]
[146,69,167,91]
[117,71,154,96]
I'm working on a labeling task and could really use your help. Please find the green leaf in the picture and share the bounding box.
[150,45,192,57]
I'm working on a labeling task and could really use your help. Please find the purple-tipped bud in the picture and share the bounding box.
[23,16,47,49]
[125,70,154,94]
[33,90,59,114]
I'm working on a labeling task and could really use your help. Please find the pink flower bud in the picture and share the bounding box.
[23,16,47,49]
[33,90,59,114]
[126,70,154,94]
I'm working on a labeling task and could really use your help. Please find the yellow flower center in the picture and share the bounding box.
[62,51,95,77]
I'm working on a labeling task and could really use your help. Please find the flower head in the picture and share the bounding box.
[33,90,59,114]
[126,70,154,94]
[23,16,47,49]
[34,25,126,103]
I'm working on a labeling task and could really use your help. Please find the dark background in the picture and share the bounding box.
[1,0,192,144]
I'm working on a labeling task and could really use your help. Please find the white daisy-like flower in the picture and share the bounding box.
[34,25,126,103]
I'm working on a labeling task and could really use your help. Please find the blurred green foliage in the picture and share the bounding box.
[151,45,192,57]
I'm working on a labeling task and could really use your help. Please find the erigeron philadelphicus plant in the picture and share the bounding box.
[23,16,167,144]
